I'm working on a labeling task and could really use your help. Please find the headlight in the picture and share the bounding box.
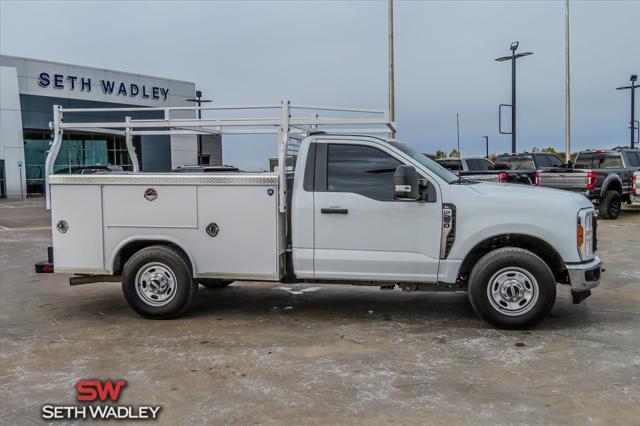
[577,209,595,260]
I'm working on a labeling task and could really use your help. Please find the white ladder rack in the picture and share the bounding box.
[45,101,396,211]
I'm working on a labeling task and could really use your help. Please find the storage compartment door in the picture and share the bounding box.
[51,185,104,272]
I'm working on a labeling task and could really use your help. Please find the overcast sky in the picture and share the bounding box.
[1,0,638,168]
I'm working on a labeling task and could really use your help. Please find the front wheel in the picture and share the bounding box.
[468,247,556,329]
[122,245,197,319]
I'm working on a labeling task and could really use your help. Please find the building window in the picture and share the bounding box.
[23,130,140,195]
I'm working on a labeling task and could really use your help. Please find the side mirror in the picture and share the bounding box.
[394,165,420,201]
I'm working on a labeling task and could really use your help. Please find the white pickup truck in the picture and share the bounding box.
[36,103,603,328]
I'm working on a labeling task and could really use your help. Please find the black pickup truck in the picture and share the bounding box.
[538,148,640,219]
[493,152,565,185]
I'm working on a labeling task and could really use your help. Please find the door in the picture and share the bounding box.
[313,142,442,282]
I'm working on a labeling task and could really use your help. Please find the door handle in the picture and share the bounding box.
[321,207,349,214]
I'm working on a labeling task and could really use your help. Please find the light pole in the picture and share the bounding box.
[616,74,638,149]
[564,0,572,163]
[482,136,489,159]
[388,0,395,139]
[495,41,533,153]
[186,90,212,165]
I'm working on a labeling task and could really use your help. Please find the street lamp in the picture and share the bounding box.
[495,41,534,153]
[482,136,489,159]
[186,90,212,165]
[616,74,638,149]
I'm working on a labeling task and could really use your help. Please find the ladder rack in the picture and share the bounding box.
[45,101,396,211]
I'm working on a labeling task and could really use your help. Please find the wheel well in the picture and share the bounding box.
[458,234,568,284]
[605,179,622,194]
[113,240,193,276]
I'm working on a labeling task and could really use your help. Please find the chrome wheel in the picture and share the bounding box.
[487,267,539,317]
[135,262,177,307]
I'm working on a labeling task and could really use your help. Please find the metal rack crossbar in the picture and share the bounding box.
[45,100,396,211]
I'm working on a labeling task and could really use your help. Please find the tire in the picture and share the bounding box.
[122,245,197,319]
[598,190,621,220]
[198,279,233,289]
[468,247,556,329]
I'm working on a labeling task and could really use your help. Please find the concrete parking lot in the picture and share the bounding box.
[1,199,639,425]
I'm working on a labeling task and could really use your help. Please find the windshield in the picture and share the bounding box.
[389,141,458,183]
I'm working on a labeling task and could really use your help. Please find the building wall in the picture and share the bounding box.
[201,134,223,166]
[0,66,26,197]
[0,55,209,197]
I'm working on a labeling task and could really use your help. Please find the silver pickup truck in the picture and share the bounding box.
[633,171,640,204]
[538,148,640,219]
[436,157,502,182]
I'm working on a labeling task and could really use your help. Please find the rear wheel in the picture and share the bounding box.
[468,247,556,329]
[122,245,197,319]
[598,190,621,220]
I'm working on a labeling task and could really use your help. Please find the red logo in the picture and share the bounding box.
[76,380,127,402]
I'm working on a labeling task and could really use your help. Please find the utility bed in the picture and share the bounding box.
[49,173,284,280]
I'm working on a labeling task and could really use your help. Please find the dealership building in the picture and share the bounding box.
[0,55,222,198]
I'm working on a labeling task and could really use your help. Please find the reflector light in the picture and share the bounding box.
[577,224,584,247]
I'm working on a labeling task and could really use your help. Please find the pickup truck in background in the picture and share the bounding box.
[436,156,536,184]
[436,157,503,182]
[494,152,566,185]
[632,171,640,204]
[35,103,603,329]
[538,148,640,219]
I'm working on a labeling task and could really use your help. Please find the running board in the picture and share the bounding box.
[70,275,121,286]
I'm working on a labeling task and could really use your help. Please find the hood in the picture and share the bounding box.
[468,182,592,210]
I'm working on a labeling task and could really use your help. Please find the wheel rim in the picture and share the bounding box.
[135,262,178,307]
[487,267,539,317]
[609,196,621,217]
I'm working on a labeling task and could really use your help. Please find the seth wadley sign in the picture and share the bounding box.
[38,72,170,101]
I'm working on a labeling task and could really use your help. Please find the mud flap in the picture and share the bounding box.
[572,289,591,304]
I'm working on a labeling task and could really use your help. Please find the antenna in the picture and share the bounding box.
[456,113,462,183]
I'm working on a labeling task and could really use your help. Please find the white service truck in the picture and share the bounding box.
[36,103,602,328]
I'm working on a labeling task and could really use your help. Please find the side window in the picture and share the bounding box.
[437,160,461,171]
[546,154,563,167]
[477,159,494,171]
[467,159,492,171]
[624,152,640,167]
[574,153,593,168]
[326,144,401,201]
[465,159,479,171]
[534,154,549,167]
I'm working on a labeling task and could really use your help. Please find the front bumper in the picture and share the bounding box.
[566,256,603,292]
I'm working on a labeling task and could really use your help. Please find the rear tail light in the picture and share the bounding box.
[533,171,540,186]
[499,172,507,183]
[587,171,599,190]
